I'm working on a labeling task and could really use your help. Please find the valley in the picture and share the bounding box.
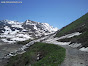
[0,42,22,66]
[0,13,88,66]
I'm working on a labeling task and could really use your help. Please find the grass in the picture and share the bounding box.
[6,42,66,66]
[55,13,88,47]
[57,31,88,47]
[55,13,88,37]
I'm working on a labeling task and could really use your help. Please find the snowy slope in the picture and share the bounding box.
[55,13,88,52]
[0,20,58,43]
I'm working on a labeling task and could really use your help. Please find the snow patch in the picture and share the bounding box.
[56,32,82,40]
[11,37,28,41]
[69,43,81,48]
[34,24,37,30]
[43,37,71,45]
[1,39,15,43]
[10,30,19,34]
[16,34,31,39]
[12,24,23,28]
[4,26,12,34]
[42,23,58,32]
[79,47,88,52]
[0,19,58,43]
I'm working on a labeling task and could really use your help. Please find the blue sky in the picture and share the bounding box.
[0,0,88,29]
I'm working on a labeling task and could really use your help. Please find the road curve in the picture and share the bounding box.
[42,35,88,66]
[60,45,88,66]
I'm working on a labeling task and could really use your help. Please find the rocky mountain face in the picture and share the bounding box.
[0,20,58,43]
[55,13,88,51]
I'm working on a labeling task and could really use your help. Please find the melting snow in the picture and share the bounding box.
[69,43,81,48]
[4,26,12,34]
[8,20,23,28]
[0,34,15,38]
[42,23,58,32]
[43,37,71,45]
[12,24,23,28]
[1,39,15,43]
[34,24,37,30]
[56,32,82,40]
[16,34,31,39]
[10,30,19,34]
[0,20,58,43]
[43,32,82,47]
[79,47,88,52]
[11,37,28,41]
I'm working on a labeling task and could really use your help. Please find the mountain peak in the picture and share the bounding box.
[26,20,31,22]
[0,19,58,43]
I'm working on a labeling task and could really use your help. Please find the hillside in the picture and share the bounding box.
[0,20,58,43]
[6,42,65,66]
[55,13,88,49]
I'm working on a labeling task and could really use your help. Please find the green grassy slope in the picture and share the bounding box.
[56,13,88,47]
[6,42,66,66]
[56,13,88,37]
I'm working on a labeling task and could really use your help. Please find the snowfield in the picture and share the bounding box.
[0,33,32,43]
[69,43,81,48]
[43,32,88,52]
[0,20,58,43]
[56,32,82,40]
[79,47,88,52]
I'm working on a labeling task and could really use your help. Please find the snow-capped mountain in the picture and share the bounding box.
[0,20,58,43]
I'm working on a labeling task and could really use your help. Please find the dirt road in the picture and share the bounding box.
[60,45,88,66]
[43,36,88,66]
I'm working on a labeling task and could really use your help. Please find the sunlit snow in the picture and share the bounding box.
[56,32,82,40]
[79,47,88,52]
[0,20,58,43]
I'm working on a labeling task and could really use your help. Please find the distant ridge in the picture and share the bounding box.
[0,19,58,43]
